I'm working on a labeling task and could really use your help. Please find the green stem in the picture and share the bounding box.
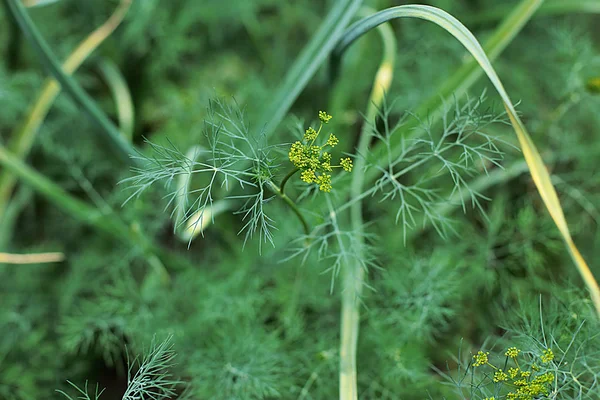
[96,58,135,142]
[280,167,300,195]
[332,0,543,185]
[340,8,396,400]
[465,0,600,26]
[0,187,32,248]
[2,0,137,165]
[258,0,363,139]
[0,0,132,226]
[5,4,21,70]
[266,180,310,236]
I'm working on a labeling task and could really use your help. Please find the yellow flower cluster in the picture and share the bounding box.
[288,111,353,193]
[473,351,489,367]
[505,347,521,358]
[507,372,554,400]
[473,347,555,400]
[541,348,554,363]
[493,370,508,382]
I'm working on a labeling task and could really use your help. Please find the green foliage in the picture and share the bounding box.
[57,335,179,400]
[1,0,599,399]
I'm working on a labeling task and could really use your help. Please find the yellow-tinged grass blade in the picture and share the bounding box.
[0,251,64,264]
[343,4,600,316]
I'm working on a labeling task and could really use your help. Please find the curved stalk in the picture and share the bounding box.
[466,0,600,26]
[332,0,543,170]
[3,0,137,164]
[340,11,395,400]
[332,2,600,316]
[280,167,300,195]
[0,0,132,224]
[258,0,363,139]
[96,58,135,141]
[266,180,310,236]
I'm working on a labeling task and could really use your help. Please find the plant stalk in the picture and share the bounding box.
[340,9,396,400]
[2,0,137,164]
[280,167,300,195]
[0,0,132,225]
[266,180,310,236]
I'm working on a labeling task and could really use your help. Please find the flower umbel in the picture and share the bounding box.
[318,111,332,124]
[505,347,521,358]
[541,348,554,363]
[473,351,489,367]
[493,370,508,382]
[472,346,556,400]
[288,111,353,192]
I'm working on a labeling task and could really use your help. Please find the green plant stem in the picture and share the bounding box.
[258,0,362,139]
[0,0,132,226]
[465,0,600,26]
[339,264,363,400]
[0,187,32,248]
[96,58,135,142]
[279,167,299,195]
[2,0,137,165]
[333,0,542,183]
[339,10,396,400]
[5,5,21,70]
[266,180,310,236]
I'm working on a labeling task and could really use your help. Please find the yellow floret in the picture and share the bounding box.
[316,174,332,192]
[326,133,339,147]
[300,169,316,184]
[340,157,353,172]
[318,111,332,123]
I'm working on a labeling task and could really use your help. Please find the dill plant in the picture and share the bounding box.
[1,0,600,399]
[57,336,180,400]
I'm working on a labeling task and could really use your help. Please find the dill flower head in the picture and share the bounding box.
[326,133,339,147]
[493,370,508,382]
[304,127,318,141]
[300,169,316,184]
[473,351,489,367]
[541,348,554,363]
[318,111,332,124]
[505,347,521,358]
[469,345,557,400]
[340,157,353,172]
[287,111,352,192]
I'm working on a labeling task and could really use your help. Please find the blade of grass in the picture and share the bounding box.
[0,251,64,264]
[96,58,135,142]
[22,0,61,7]
[2,0,137,164]
[0,187,32,248]
[332,0,541,142]
[466,0,600,26]
[334,3,600,316]
[258,0,362,138]
[0,0,132,224]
